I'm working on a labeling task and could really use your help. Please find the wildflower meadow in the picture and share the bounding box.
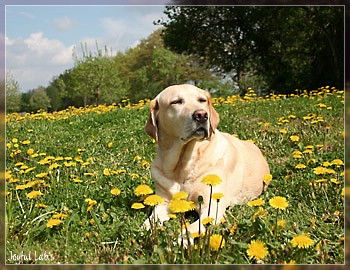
[5,86,345,264]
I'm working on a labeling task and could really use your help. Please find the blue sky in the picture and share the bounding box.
[4,2,169,92]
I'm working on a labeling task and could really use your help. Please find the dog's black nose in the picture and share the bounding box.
[192,109,208,123]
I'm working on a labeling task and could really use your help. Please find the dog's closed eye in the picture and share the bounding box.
[170,98,184,105]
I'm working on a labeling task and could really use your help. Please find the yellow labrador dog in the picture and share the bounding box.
[144,84,269,235]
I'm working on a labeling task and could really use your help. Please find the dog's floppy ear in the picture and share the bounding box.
[145,98,159,142]
[205,91,220,137]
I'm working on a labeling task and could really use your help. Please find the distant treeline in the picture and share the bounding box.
[5,6,344,113]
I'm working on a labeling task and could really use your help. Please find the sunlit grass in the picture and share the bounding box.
[5,86,345,264]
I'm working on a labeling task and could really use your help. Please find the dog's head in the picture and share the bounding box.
[145,84,220,144]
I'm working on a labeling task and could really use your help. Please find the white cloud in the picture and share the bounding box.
[6,32,75,91]
[95,14,162,52]
[18,11,36,20]
[52,17,75,31]
[5,6,165,91]
[100,17,126,35]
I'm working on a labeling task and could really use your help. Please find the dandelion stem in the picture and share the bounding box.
[207,185,213,217]
[214,233,226,262]
[215,200,219,224]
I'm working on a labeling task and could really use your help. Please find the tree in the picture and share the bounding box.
[29,86,51,112]
[159,6,344,93]
[71,43,128,106]
[115,29,214,102]
[6,72,21,113]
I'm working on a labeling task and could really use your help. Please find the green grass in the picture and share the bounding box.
[5,87,344,264]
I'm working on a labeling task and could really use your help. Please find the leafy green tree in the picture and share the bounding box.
[115,29,214,102]
[46,83,63,112]
[29,86,51,112]
[71,44,128,106]
[6,72,21,113]
[46,30,215,108]
[159,6,344,93]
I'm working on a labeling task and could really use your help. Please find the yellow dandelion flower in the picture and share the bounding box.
[253,207,267,221]
[169,199,195,213]
[24,167,36,173]
[111,188,121,196]
[314,166,327,175]
[201,174,222,186]
[322,161,332,167]
[103,168,111,176]
[246,240,268,260]
[27,148,35,155]
[290,135,300,142]
[262,174,272,184]
[295,164,306,169]
[131,203,145,209]
[52,213,68,219]
[212,192,224,201]
[307,158,317,164]
[290,233,314,249]
[26,190,43,199]
[35,203,47,209]
[16,184,29,190]
[331,159,344,166]
[330,178,340,184]
[131,173,140,179]
[8,178,19,183]
[36,172,48,178]
[141,160,150,168]
[143,194,164,206]
[85,198,97,211]
[168,214,177,219]
[172,191,188,200]
[49,163,60,170]
[293,153,302,159]
[133,155,142,162]
[280,128,287,134]
[292,150,302,156]
[269,196,288,210]
[303,149,313,154]
[26,180,45,187]
[134,184,153,196]
[284,260,296,264]
[21,140,31,145]
[107,142,113,148]
[277,219,286,227]
[209,234,225,251]
[229,224,237,234]
[247,198,265,207]
[64,161,76,167]
[46,218,63,228]
[305,145,314,149]
[202,217,214,225]
[326,168,336,174]
[191,231,205,239]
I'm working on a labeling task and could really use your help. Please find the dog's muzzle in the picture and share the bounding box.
[191,109,209,138]
[192,109,208,124]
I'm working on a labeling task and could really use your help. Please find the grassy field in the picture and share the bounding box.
[5,87,345,264]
